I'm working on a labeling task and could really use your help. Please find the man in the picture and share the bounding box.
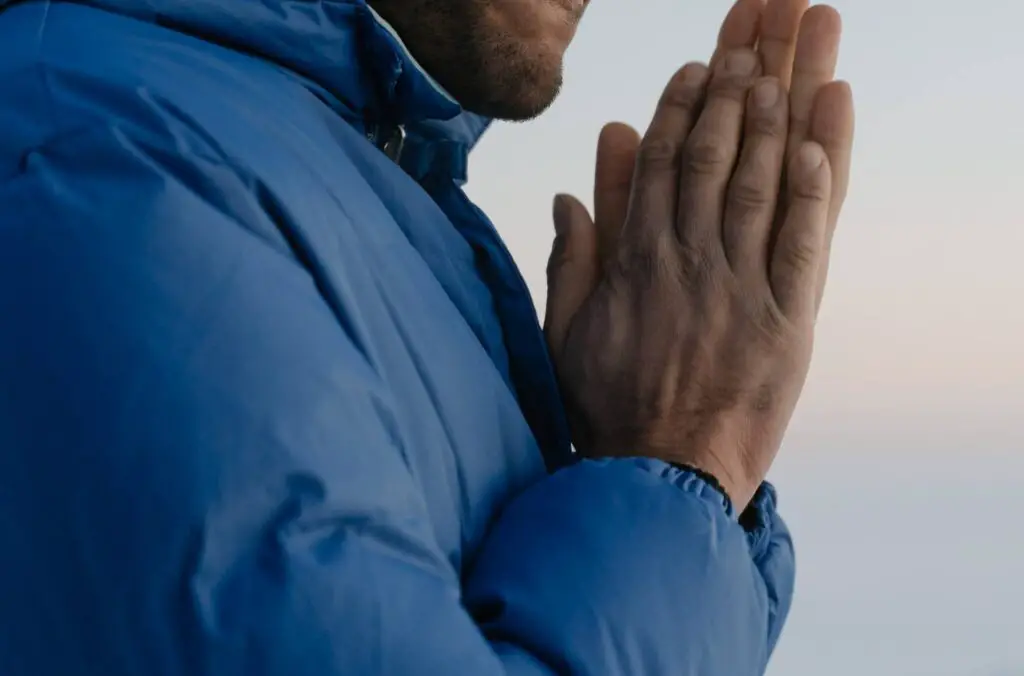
[0,0,853,673]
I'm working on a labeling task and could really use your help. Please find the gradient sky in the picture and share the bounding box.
[466,1,1024,674]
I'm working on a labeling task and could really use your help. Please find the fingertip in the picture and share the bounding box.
[793,5,842,74]
[594,124,639,227]
[546,193,598,354]
[791,142,829,184]
[801,4,843,36]
[554,192,594,232]
[598,122,642,155]
[552,193,574,234]
[825,80,854,109]
[654,62,711,116]
[717,0,765,48]
[819,80,854,109]
[675,61,712,86]
[750,76,783,111]
[600,121,640,137]
[832,79,853,96]
[762,0,809,29]
[796,141,826,169]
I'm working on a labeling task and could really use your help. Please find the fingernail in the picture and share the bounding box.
[754,79,778,109]
[725,50,757,75]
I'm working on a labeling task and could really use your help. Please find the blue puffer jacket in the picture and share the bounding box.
[0,1,795,673]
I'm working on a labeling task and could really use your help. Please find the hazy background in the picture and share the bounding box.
[466,1,1024,674]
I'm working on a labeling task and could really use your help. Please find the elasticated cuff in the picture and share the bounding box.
[644,458,735,517]
[606,459,783,562]
[656,461,781,559]
[740,482,781,562]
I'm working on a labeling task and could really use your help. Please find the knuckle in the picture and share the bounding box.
[619,230,680,283]
[676,239,719,287]
[744,302,794,356]
[790,176,830,203]
[615,247,662,289]
[709,51,760,100]
[746,108,786,138]
[749,383,777,414]
[682,134,733,176]
[781,237,820,271]
[636,137,681,170]
[728,175,774,212]
[788,112,812,137]
[708,79,753,105]
[755,301,790,342]
[695,381,741,417]
[617,232,705,293]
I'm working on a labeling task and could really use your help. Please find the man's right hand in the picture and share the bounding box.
[544,1,855,511]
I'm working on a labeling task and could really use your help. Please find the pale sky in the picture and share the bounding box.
[466,1,1024,674]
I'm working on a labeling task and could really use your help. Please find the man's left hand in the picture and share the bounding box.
[554,0,853,314]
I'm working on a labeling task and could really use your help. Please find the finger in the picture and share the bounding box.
[710,0,764,70]
[594,122,640,263]
[787,6,842,162]
[545,194,598,359]
[722,76,789,275]
[809,80,855,311]
[620,62,710,248]
[676,49,761,249]
[757,0,808,87]
[771,142,831,320]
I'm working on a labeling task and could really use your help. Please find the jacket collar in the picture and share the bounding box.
[46,0,492,152]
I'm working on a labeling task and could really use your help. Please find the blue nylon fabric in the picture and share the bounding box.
[0,0,796,673]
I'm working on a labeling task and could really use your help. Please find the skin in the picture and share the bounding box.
[371,0,856,510]
[545,0,855,509]
[367,0,588,120]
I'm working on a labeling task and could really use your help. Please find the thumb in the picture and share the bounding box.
[544,193,599,361]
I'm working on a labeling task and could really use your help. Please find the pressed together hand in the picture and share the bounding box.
[545,0,856,511]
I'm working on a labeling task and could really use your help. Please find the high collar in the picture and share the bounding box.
[37,0,492,152]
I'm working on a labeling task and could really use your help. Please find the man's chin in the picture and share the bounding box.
[451,55,564,122]
[372,0,569,122]
[475,78,563,122]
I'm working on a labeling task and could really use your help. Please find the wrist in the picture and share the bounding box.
[582,435,759,512]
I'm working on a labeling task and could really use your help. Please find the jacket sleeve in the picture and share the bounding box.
[0,124,794,676]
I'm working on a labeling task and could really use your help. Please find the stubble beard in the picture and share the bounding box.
[368,0,564,121]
